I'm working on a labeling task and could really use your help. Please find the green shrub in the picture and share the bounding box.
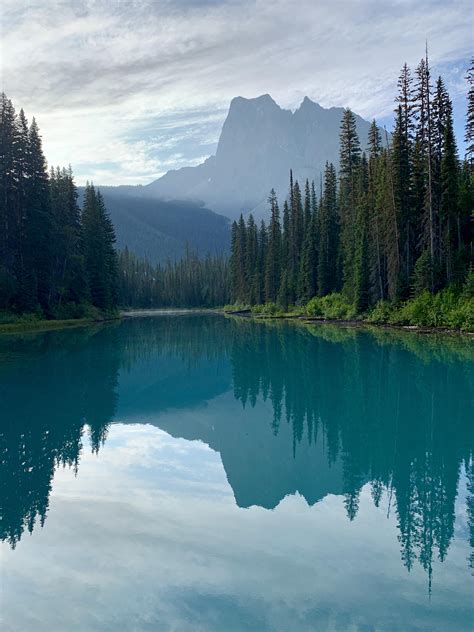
[385,289,474,331]
[366,300,392,324]
[463,266,474,299]
[305,293,356,320]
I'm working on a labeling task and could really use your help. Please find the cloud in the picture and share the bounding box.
[2,422,472,631]
[1,0,472,185]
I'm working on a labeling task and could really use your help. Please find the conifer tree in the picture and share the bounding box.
[232,214,248,304]
[298,206,318,302]
[82,184,118,310]
[339,108,361,300]
[0,95,118,317]
[440,95,460,282]
[0,96,22,308]
[288,177,304,301]
[230,220,239,302]
[281,200,290,283]
[317,163,338,296]
[392,105,413,294]
[465,58,474,168]
[354,154,370,311]
[264,189,281,302]
[256,219,267,304]
[246,213,259,304]
[367,120,385,301]
[22,117,53,313]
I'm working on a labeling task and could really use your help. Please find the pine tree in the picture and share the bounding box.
[395,63,415,145]
[367,120,385,301]
[256,219,267,304]
[303,179,312,231]
[380,148,401,300]
[264,189,281,302]
[82,184,118,310]
[392,105,413,294]
[288,176,303,301]
[317,163,338,296]
[23,117,53,313]
[232,214,248,304]
[49,166,87,311]
[465,58,474,168]
[298,206,318,302]
[246,213,259,304]
[354,154,370,311]
[0,95,20,309]
[440,95,460,282]
[414,53,436,287]
[281,199,290,286]
[230,220,239,302]
[339,108,361,300]
[277,268,290,311]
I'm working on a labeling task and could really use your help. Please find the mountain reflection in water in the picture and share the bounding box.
[1,314,473,585]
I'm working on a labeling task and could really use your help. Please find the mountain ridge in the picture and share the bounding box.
[145,95,377,219]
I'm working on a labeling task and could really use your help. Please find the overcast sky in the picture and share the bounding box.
[1,0,472,186]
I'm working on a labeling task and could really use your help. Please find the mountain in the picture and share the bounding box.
[145,95,377,219]
[78,186,231,264]
[85,95,376,260]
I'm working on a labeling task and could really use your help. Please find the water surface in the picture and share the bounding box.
[1,315,473,631]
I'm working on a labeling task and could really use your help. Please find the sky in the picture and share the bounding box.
[1,0,472,186]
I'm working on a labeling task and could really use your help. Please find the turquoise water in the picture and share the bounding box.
[0,314,473,631]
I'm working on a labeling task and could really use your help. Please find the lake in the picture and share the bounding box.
[1,314,473,631]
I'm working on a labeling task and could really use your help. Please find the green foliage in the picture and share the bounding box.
[119,248,230,309]
[463,266,474,298]
[368,288,474,331]
[251,302,284,317]
[228,58,473,328]
[0,94,119,321]
[366,300,392,324]
[305,293,356,320]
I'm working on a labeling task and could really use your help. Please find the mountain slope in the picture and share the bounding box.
[146,95,377,219]
[78,187,231,264]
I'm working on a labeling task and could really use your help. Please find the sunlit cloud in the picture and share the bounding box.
[2,0,472,185]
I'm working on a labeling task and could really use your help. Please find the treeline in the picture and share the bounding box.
[0,94,119,319]
[230,56,474,313]
[118,247,230,308]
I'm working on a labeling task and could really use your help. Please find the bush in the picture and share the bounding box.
[366,301,392,324]
[385,289,474,331]
[305,293,356,320]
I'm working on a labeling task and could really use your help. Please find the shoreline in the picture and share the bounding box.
[121,308,219,318]
[1,307,471,337]
[223,309,474,337]
[0,314,120,335]
[0,308,217,334]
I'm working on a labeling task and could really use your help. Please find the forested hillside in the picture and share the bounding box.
[0,95,119,321]
[2,54,473,329]
[78,187,230,264]
[226,57,474,329]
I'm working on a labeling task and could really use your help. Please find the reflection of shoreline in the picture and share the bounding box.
[225,310,474,336]
[1,315,473,580]
[122,309,219,317]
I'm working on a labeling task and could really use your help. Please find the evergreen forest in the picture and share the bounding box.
[0,94,119,322]
[1,54,473,330]
[228,57,474,329]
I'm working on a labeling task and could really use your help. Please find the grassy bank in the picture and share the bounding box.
[0,308,120,334]
[225,287,474,334]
